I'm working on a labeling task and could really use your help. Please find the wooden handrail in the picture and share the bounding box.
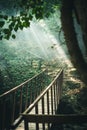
[0,70,46,98]
[21,69,87,130]
[22,114,87,124]
[0,69,47,130]
[21,69,64,130]
[22,114,87,130]
[23,69,63,114]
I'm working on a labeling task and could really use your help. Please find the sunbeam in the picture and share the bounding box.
[1,18,72,68]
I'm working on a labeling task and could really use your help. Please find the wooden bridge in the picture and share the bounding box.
[0,69,87,130]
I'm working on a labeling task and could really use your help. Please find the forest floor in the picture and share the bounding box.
[52,66,87,130]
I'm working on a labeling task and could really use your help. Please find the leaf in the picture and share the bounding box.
[12,34,16,39]
[11,16,15,21]
[3,28,10,34]
[0,35,3,40]
[3,15,8,20]
[9,24,13,31]
[4,34,10,40]
[0,21,5,27]
[29,14,33,20]
[9,22,15,28]
[0,14,3,18]
[23,21,30,27]
[14,24,18,32]
[19,24,23,30]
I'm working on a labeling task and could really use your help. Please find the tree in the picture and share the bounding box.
[0,0,44,39]
[0,0,60,40]
[61,0,87,84]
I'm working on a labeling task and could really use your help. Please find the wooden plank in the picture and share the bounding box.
[16,87,54,130]
[22,114,87,124]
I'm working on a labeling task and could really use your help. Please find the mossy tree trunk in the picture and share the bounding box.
[74,0,87,52]
[61,0,87,84]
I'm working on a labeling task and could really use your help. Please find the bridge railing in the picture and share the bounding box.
[0,69,48,130]
[22,69,63,130]
[22,69,87,130]
[23,114,87,130]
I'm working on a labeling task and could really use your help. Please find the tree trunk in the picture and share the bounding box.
[74,0,87,52]
[61,0,87,84]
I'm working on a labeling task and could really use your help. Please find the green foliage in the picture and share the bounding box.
[0,41,51,94]
[0,21,5,27]
[0,14,8,20]
[0,0,61,40]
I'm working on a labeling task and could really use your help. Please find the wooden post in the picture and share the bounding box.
[35,104,39,130]
[51,86,53,114]
[24,119,29,130]
[42,97,45,130]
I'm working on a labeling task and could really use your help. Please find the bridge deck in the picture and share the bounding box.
[15,69,63,130]
[16,89,55,130]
